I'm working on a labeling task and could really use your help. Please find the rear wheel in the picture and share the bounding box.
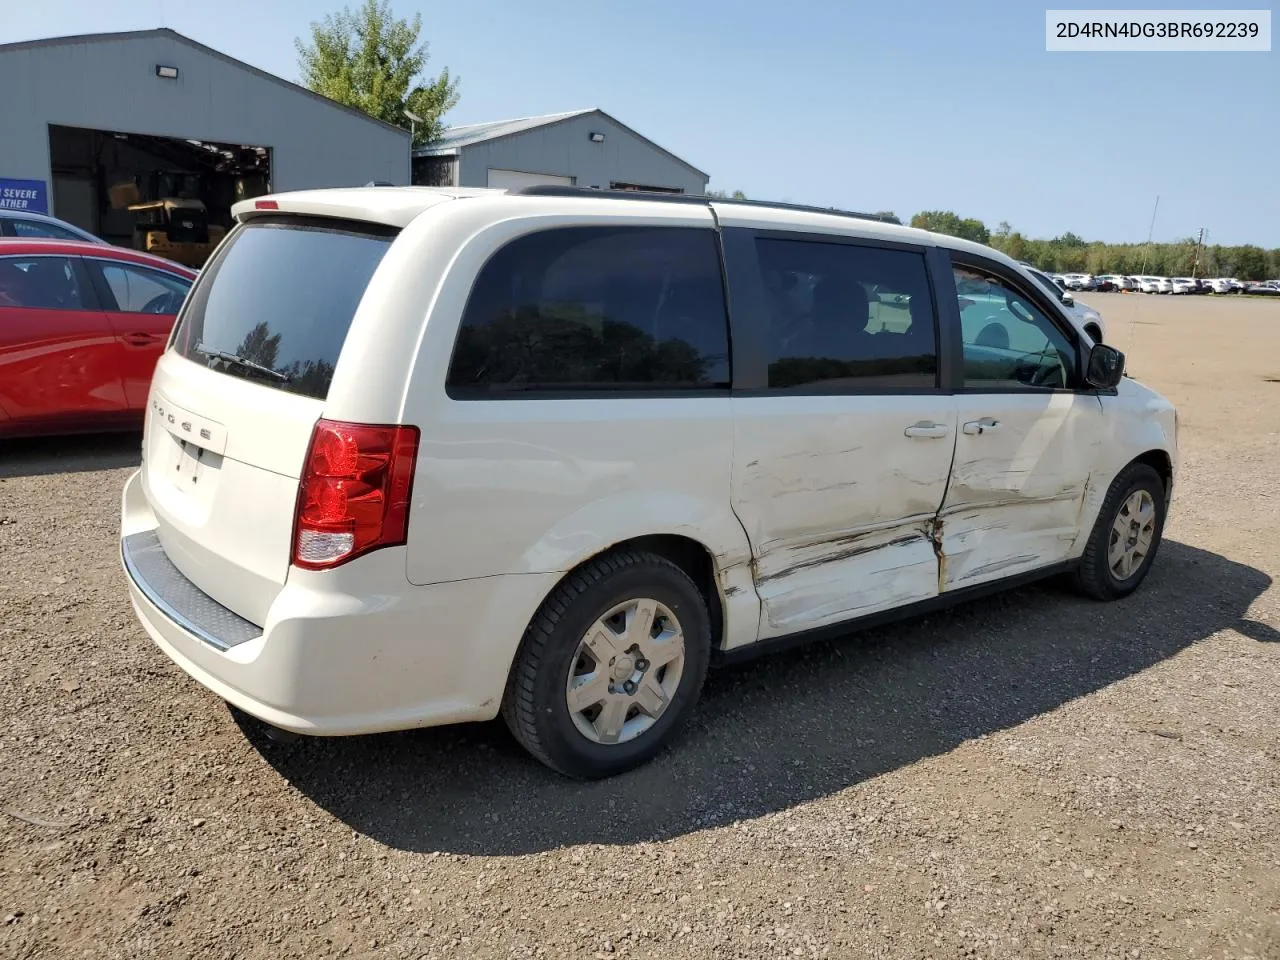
[501,550,711,779]
[1073,463,1166,600]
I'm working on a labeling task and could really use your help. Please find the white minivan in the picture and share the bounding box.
[121,186,1178,779]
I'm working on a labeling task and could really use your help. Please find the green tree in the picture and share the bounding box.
[1229,245,1269,280]
[1056,246,1088,272]
[235,322,281,368]
[296,0,459,145]
[909,210,990,245]
[873,211,902,225]
[706,188,747,199]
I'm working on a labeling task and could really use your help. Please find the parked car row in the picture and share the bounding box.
[1045,271,1270,295]
[1243,280,1280,296]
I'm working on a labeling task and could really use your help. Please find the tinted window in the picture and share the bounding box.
[954,266,1077,389]
[447,227,730,394]
[0,256,87,310]
[1028,269,1064,299]
[98,262,190,314]
[172,219,394,400]
[9,218,82,241]
[756,238,937,390]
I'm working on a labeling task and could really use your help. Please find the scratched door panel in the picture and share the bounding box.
[731,394,958,641]
[937,392,1105,590]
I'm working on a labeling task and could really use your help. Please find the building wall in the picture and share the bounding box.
[456,112,706,194]
[0,32,409,217]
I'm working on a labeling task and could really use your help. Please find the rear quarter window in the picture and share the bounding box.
[446,225,731,396]
[171,217,396,400]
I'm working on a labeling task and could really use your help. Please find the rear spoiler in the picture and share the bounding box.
[230,188,460,229]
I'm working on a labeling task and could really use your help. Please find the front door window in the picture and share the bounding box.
[954,266,1077,390]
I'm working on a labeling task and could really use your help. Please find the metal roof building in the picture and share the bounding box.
[0,28,409,245]
[414,108,709,195]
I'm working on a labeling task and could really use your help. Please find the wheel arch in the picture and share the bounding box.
[1132,448,1174,502]
[608,534,727,652]
[503,485,762,653]
[523,533,739,658]
[1071,444,1175,563]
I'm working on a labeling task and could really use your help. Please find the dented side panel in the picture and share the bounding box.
[937,392,1105,590]
[729,395,957,642]
[753,521,940,632]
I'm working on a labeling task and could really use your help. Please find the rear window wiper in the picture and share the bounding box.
[197,344,292,383]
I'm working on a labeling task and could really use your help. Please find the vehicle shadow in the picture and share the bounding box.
[1235,618,1280,643]
[0,432,141,479]
[240,539,1271,856]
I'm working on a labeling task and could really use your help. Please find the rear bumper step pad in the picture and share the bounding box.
[122,530,262,651]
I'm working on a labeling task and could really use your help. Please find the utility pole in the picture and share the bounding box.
[1139,195,1160,276]
[1191,227,1205,278]
[404,108,424,185]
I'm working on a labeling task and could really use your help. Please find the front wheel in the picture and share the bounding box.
[1073,463,1167,600]
[501,550,711,779]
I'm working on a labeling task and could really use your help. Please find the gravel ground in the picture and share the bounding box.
[2,293,1278,960]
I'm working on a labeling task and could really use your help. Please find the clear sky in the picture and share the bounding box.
[6,1,1278,245]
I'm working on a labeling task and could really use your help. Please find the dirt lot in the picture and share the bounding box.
[2,293,1278,960]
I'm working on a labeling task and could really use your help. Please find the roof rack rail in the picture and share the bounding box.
[512,185,897,224]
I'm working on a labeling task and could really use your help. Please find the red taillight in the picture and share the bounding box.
[292,419,420,570]
[254,199,279,210]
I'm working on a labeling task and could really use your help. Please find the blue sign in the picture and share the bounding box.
[0,178,49,214]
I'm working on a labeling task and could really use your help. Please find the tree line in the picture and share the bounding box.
[903,211,1276,281]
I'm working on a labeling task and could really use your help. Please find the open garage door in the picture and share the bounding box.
[48,124,270,267]
[486,168,574,190]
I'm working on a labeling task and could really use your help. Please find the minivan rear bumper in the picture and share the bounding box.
[120,469,556,736]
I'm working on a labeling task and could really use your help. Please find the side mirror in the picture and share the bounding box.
[1085,343,1125,388]
[1060,292,1074,307]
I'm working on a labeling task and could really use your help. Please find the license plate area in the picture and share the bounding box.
[168,434,220,491]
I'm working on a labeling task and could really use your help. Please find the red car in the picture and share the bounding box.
[0,239,196,438]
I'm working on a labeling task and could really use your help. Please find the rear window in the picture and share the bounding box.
[172,217,395,400]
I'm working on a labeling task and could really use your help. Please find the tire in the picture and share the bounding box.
[501,549,711,779]
[1073,462,1167,600]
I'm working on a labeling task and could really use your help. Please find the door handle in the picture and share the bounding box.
[123,332,158,346]
[962,417,1002,436]
[903,421,950,439]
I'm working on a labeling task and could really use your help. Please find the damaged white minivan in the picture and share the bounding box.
[121,186,1178,778]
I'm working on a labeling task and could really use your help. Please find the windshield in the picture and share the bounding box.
[171,217,396,400]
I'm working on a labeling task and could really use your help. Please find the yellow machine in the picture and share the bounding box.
[127,198,226,268]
